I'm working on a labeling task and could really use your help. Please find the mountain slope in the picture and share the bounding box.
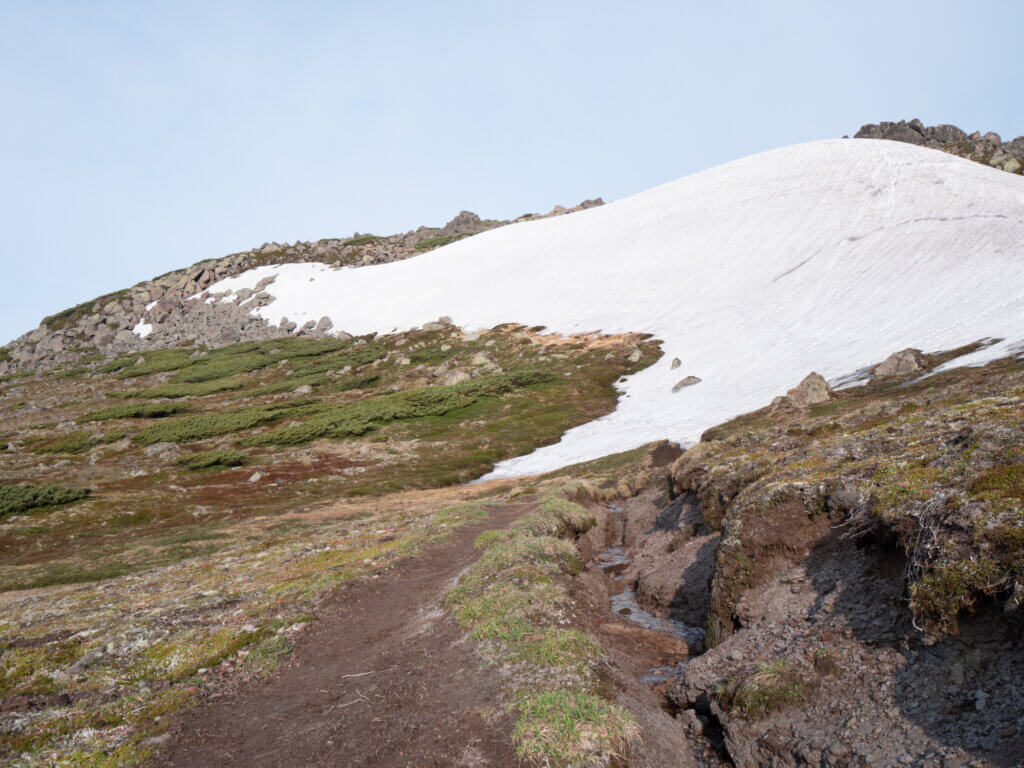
[198,138,1024,476]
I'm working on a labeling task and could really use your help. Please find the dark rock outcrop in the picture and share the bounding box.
[855,119,1024,174]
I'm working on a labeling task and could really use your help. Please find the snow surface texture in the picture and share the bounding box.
[186,139,1024,479]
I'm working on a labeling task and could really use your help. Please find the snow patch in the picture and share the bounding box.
[203,139,1024,478]
[132,320,154,339]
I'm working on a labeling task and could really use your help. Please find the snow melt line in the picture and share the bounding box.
[165,138,1024,479]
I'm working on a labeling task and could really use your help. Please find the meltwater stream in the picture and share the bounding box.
[594,538,706,686]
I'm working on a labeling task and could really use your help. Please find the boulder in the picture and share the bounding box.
[443,370,471,385]
[785,372,834,409]
[672,375,702,392]
[143,441,180,459]
[874,348,927,377]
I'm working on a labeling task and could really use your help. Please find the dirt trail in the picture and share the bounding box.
[151,505,528,768]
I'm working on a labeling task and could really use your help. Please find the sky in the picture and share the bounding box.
[1,0,1021,344]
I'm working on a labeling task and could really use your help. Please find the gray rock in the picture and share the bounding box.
[875,348,927,377]
[444,370,471,385]
[442,210,481,235]
[672,376,702,392]
[143,442,179,458]
[785,372,834,409]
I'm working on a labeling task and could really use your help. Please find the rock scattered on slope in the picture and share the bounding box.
[874,347,928,377]
[672,376,702,392]
[777,372,833,410]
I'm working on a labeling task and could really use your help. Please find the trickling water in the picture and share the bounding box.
[595,545,706,649]
[609,586,706,645]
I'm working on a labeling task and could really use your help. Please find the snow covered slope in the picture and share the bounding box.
[195,139,1024,478]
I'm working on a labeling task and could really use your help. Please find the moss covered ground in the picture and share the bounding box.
[671,344,1024,642]
[0,323,660,765]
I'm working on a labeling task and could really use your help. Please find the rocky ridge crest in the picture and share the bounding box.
[0,199,603,374]
[855,119,1024,174]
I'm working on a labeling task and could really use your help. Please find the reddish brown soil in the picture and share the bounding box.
[150,505,528,768]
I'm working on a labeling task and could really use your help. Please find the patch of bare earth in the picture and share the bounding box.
[150,504,529,768]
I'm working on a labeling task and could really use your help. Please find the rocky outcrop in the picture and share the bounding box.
[2,199,604,373]
[663,349,1024,767]
[855,119,1024,175]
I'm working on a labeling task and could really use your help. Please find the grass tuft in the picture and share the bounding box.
[514,689,639,767]
[720,660,809,719]
[448,486,636,766]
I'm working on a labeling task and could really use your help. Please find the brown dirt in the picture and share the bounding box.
[149,504,529,768]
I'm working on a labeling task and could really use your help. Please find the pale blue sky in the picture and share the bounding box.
[1,0,1021,343]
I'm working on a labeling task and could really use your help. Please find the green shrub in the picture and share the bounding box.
[80,402,192,422]
[99,429,128,444]
[100,357,133,373]
[0,484,91,517]
[177,449,247,470]
[415,233,470,252]
[35,432,92,454]
[341,235,379,246]
[126,378,245,399]
[116,348,197,378]
[52,367,89,380]
[134,400,319,445]
[246,368,553,447]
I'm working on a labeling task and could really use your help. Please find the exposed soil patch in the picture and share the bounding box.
[149,505,529,768]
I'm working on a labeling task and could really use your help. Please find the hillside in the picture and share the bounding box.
[2,122,1024,768]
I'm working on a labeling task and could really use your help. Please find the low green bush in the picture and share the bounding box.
[80,402,192,422]
[246,368,553,447]
[134,399,320,445]
[35,432,92,454]
[341,235,379,246]
[0,484,91,517]
[177,449,247,470]
[126,379,246,399]
[415,233,470,252]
